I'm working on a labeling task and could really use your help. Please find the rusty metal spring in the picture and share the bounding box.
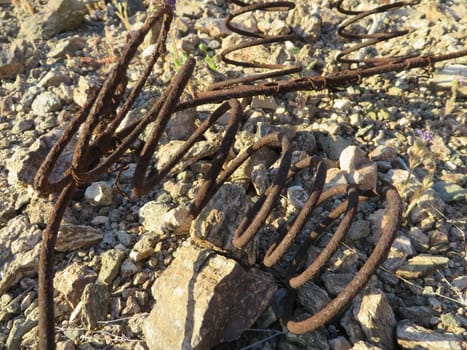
[208,0,303,90]
[335,0,421,67]
[31,1,467,348]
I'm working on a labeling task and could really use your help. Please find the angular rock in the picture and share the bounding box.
[353,288,396,350]
[346,219,371,241]
[396,320,465,350]
[6,128,75,186]
[297,281,331,315]
[0,216,41,294]
[383,235,415,271]
[395,254,449,279]
[120,258,140,280]
[368,145,398,162]
[98,249,126,285]
[0,40,31,79]
[286,0,321,43]
[398,306,434,328]
[129,234,158,262]
[31,91,62,115]
[55,224,103,252]
[84,181,113,206]
[6,303,39,350]
[190,183,255,264]
[339,146,377,191]
[406,226,429,253]
[18,0,86,40]
[139,201,171,234]
[321,272,354,296]
[143,244,277,350]
[81,283,110,330]
[432,181,467,202]
[54,262,97,307]
[317,134,352,161]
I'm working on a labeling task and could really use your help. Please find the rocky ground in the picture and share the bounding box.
[0,0,466,349]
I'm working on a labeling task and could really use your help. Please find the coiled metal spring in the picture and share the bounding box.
[32,1,467,348]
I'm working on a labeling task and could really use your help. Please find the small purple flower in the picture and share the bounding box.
[415,129,433,146]
[167,0,176,11]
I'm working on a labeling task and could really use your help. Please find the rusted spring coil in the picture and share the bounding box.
[194,150,403,334]
[209,0,303,90]
[335,0,421,67]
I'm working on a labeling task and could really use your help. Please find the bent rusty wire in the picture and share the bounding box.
[33,0,467,349]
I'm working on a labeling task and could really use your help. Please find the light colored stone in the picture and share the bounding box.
[396,320,465,350]
[139,201,171,234]
[120,258,140,280]
[368,145,398,162]
[162,206,192,235]
[143,243,277,350]
[31,91,62,115]
[129,234,158,262]
[98,249,126,285]
[353,288,396,350]
[84,181,113,206]
[395,254,449,279]
[339,146,377,191]
[383,235,415,271]
[0,215,41,294]
[54,262,97,307]
[350,341,383,350]
[18,0,86,40]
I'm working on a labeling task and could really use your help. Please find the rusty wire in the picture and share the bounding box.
[32,0,467,348]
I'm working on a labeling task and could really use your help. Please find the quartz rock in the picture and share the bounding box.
[31,91,62,115]
[84,181,113,206]
[339,146,377,191]
[143,244,277,350]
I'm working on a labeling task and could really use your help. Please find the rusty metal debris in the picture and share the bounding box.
[33,1,466,349]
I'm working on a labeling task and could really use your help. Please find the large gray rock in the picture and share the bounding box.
[18,0,86,40]
[143,244,277,350]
